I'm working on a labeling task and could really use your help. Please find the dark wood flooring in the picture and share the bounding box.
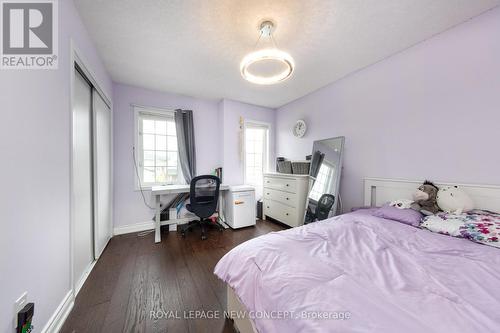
[61,220,285,333]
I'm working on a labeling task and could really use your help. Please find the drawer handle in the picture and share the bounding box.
[267,206,269,209]
[286,213,289,216]
[286,197,289,200]
[286,184,289,187]
[266,181,270,183]
[267,193,270,195]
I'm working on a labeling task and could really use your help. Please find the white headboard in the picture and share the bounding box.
[364,178,500,213]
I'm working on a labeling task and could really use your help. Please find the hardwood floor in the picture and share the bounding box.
[61,220,285,333]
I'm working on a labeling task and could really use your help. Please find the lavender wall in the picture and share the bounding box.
[276,7,500,212]
[0,1,112,332]
[112,87,275,228]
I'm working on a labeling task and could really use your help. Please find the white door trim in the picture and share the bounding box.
[69,39,113,299]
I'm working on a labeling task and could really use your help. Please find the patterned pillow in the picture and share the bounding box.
[419,214,465,237]
[420,210,500,248]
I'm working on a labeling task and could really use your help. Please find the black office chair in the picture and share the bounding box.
[181,175,223,240]
[316,194,335,221]
[305,194,335,223]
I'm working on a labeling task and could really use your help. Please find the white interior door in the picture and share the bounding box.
[93,91,112,258]
[72,69,94,288]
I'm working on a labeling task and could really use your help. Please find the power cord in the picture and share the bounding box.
[132,146,155,210]
[137,230,154,237]
[133,146,158,237]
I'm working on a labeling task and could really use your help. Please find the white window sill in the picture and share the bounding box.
[134,187,153,192]
[134,183,186,192]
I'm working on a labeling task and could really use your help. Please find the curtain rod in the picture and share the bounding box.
[130,103,176,112]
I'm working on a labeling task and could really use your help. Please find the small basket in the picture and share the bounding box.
[292,161,311,175]
[277,160,292,174]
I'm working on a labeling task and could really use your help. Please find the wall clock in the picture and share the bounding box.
[293,119,307,138]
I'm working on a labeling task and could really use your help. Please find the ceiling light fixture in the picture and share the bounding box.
[240,21,294,85]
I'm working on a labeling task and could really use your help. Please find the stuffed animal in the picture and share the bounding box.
[436,185,474,214]
[410,180,440,215]
[389,199,414,209]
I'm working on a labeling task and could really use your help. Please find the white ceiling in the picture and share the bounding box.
[74,0,499,108]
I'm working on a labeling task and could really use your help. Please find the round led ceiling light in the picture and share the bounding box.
[240,21,295,85]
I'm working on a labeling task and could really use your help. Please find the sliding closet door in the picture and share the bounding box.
[72,69,94,287]
[93,91,112,258]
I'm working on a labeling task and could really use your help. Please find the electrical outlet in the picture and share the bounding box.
[13,292,28,329]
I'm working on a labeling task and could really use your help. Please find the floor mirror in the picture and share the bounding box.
[304,136,345,224]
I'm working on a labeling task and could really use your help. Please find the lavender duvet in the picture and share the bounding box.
[214,209,500,333]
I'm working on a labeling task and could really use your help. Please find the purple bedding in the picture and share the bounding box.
[214,209,500,333]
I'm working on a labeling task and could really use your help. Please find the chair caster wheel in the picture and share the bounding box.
[201,235,207,240]
[181,232,186,238]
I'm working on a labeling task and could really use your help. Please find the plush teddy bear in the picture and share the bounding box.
[436,185,474,214]
[410,180,440,215]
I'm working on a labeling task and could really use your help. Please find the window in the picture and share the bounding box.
[135,107,181,187]
[309,162,335,202]
[244,122,269,197]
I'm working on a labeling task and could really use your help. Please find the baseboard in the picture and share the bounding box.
[74,260,97,297]
[113,220,154,236]
[113,217,196,236]
[40,290,74,333]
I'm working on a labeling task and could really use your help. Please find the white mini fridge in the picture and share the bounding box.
[224,185,256,229]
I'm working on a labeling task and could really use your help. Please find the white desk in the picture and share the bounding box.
[151,184,230,243]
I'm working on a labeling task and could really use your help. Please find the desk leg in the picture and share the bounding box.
[155,195,161,243]
[218,191,226,226]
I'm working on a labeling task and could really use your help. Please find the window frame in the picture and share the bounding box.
[243,120,270,188]
[133,105,182,190]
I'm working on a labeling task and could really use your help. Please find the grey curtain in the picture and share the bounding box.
[174,109,196,183]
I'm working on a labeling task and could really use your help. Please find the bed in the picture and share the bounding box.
[214,178,500,333]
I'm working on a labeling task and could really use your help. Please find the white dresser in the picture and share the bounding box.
[263,172,311,227]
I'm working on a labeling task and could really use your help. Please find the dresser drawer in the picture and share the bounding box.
[264,187,297,207]
[263,176,297,193]
[264,200,297,225]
